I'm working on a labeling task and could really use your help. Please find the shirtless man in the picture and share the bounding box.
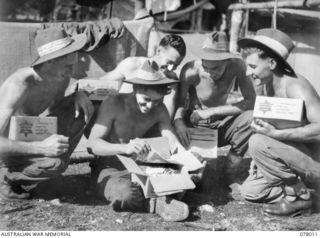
[0,28,94,200]
[174,31,255,172]
[239,28,320,216]
[100,34,186,120]
[88,61,191,222]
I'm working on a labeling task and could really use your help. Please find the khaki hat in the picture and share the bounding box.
[193,31,238,60]
[238,28,295,75]
[31,28,87,66]
[124,60,178,85]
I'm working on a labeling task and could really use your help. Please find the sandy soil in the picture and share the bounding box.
[1,152,320,231]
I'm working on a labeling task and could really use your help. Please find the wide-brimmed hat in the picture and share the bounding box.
[124,60,178,85]
[31,28,87,67]
[238,28,295,75]
[193,31,238,60]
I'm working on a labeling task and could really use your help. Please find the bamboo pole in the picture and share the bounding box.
[272,0,278,28]
[228,0,320,10]
[277,8,320,19]
[229,10,245,53]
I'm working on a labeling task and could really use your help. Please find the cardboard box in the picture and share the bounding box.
[117,137,202,198]
[9,116,57,141]
[188,127,218,159]
[78,79,120,101]
[253,96,304,129]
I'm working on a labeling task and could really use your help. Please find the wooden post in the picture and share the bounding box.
[228,0,320,10]
[229,9,245,53]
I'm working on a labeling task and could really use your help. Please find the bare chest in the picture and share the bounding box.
[19,82,65,116]
[112,112,158,143]
[194,73,234,107]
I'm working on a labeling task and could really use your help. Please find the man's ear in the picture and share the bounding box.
[269,58,277,70]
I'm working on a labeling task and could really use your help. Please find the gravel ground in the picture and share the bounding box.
[1,152,320,231]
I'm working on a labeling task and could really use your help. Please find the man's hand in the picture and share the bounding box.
[174,119,191,148]
[190,109,210,125]
[74,90,95,123]
[125,138,151,158]
[34,134,69,157]
[251,119,278,138]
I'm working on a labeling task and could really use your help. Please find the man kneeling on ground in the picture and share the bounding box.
[239,28,320,216]
[88,61,196,222]
[0,28,94,200]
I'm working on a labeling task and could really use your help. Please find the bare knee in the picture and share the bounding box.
[103,175,145,211]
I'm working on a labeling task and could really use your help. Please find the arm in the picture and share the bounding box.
[0,71,68,157]
[163,71,179,120]
[99,57,136,82]
[173,62,195,148]
[158,105,186,153]
[163,83,178,120]
[253,77,320,143]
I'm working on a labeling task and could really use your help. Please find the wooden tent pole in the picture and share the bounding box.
[228,0,320,10]
[272,0,278,28]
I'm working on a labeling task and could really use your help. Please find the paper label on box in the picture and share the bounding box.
[253,96,304,129]
[188,127,218,159]
[78,79,120,101]
[9,116,57,141]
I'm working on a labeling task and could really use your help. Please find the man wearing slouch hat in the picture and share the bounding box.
[0,28,94,200]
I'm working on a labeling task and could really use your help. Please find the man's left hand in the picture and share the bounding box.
[190,109,209,125]
[251,119,278,138]
[74,90,95,123]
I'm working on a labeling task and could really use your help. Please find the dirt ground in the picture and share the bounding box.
[1,149,320,232]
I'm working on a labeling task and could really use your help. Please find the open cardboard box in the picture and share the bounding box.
[117,137,204,198]
[253,96,304,129]
[9,116,57,141]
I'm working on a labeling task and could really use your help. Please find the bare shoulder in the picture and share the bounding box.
[153,103,171,121]
[100,93,126,113]
[119,56,148,71]
[180,60,199,84]
[229,57,246,73]
[0,68,37,100]
[2,67,36,88]
[286,74,320,100]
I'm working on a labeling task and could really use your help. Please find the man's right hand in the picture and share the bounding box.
[34,134,69,157]
[125,138,151,158]
[174,119,191,148]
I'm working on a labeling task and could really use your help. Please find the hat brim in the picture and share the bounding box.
[31,33,87,67]
[124,77,178,85]
[191,45,239,60]
[238,38,296,76]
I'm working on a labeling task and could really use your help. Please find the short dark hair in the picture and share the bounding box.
[241,47,269,60]
[159,34,186,57]
[133,84,171,96]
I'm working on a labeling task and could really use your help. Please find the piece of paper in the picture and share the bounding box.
[188,128,218,159]
[169,151,204,172]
